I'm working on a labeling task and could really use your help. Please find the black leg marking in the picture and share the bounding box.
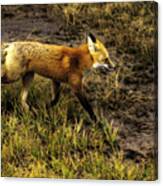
[47,81,61,109]
[75,92,97,122]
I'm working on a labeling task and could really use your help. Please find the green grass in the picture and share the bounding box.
[1,77,156,180]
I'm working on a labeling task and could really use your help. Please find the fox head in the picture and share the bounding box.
[87,33,115,69]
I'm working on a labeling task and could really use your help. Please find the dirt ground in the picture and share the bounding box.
[1,3,157,163]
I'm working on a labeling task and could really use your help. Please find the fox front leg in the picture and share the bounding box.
[46,80,61,109]
[51,80,61,106]
[75,91,97,122]
[69,74,97,122]
[21,72,34,112]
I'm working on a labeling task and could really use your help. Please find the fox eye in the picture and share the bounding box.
[104,58,108,63]
[95,46,100,52]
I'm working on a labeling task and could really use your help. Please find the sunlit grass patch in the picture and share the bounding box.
[1,82,156,179]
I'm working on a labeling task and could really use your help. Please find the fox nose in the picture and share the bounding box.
[105,57,115,69]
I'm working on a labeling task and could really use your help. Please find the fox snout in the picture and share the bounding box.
[105,56,115,70]
[93,57,115,71]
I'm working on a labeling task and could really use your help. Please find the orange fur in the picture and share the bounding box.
[2,33,114,122]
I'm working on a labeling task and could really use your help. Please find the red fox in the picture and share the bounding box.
[1,33,115,122]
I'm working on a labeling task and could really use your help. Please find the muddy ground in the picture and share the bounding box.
[1,3,157,161]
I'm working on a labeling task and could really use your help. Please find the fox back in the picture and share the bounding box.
[1,33,115,122]
[2,33,114,83]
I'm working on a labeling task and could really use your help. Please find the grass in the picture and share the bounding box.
[1,76,156,180]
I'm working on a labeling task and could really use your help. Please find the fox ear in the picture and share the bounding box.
[87,33,96,52]
[89,33,96,43]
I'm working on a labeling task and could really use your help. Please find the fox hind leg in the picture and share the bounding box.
[1,65,18,84]
[20,72,34,112]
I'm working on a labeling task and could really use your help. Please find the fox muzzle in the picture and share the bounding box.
[93,63,109,69]
[106,56,115,69]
